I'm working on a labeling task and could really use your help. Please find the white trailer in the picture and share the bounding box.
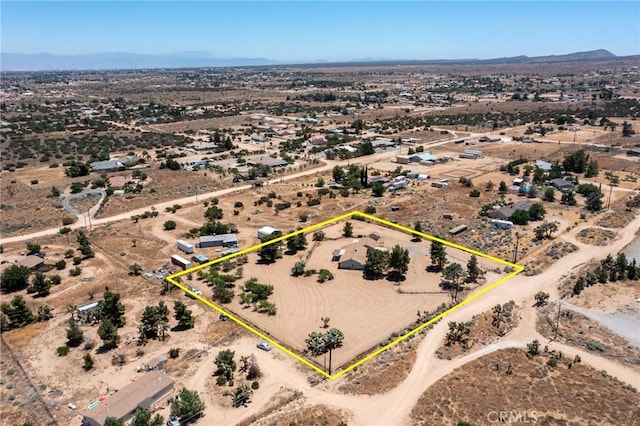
[171,254,192,270]
[177,240,194,254]
[491,219,514,230]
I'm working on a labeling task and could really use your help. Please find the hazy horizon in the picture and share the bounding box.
[1,1,639,63]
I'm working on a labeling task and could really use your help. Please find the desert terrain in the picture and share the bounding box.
[1,58,639,425]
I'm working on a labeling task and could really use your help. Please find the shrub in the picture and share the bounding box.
[55,260,67,270]
[56,346,69,356]
[62,216,76,226]
[163,220,177,231]
[30,179,39,185]
[169,348,180,359]
[469,189,481,197]
[69,267,81,277]
[251,381,260,390]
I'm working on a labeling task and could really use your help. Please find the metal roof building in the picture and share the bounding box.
[198,234,238,248]
[81,371,174,426]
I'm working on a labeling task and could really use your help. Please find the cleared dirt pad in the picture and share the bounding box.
[193,220,505,373]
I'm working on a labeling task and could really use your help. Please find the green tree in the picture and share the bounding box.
[66,319,84,347]
[491,304,507,333]
[343,221,353,238]
[561,191,577,206]
[26,242,41,255]
[286,232,307,254]
[257,233,282,264]
[163,220,177,231]
[0,264,31,293]
[510,209,530,225]
[214,349,236,384]
[412,221,423,241]
[528,203,546,220]
[586,190,604,211]
[29,272,51,297]
[332,166,345,182]
[429,240,448,271]
[585,160,599,178]
[0,296,35,330]
[291,260,306,277]
[103,417,125,426]
[498,181,508,193]
[442,262,466,302]
[98,318,120,348]
[170,388,205,422]
[534,221,558,240]
[466,255,481,282]
[312,230,325,241]
[99,291,126,327]
[174,300,194,329]
[371,181,385,197]
[131,408,164,426]
[229,384,253,408]
[364,248,389,279]
[305,331,326,356]
[622,121,635,137]
[128,263,143,276]
[138,302,169,342]
[388,245,410,279]
[543,187,555,202]
[83,353,94,371]
[534,291,549,307]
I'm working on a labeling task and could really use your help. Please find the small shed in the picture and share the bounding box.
[449,224,468,235]
[258,226,279,239]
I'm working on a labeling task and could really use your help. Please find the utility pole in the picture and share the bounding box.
[513,232,521,264]
[87,208,92,230]
[607,183,613,210]
[554,302,562,340]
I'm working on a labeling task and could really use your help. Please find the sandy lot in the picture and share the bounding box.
[187,220,504,372]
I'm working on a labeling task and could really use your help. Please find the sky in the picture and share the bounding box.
[1,1,639,62]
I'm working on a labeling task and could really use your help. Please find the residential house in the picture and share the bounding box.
[333,239,388,270]
[487,202,531,220]
[90,160,125,173]
[81,371,174,426]
[550,178,575,192]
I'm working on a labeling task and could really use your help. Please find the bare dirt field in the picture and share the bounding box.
[408,347,640,426]
[189,220,505,373]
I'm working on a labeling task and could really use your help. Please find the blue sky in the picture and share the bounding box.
[2,1,639,61]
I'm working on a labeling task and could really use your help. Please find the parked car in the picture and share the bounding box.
[185,287,202,299]
[256,341,272,351]
[167,416,181,426]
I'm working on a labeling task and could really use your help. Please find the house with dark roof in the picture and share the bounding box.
[487,202,531,220]
[81,371,174,426]
[550,178,575,192]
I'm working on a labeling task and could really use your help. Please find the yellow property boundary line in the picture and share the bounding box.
[165,211,523,380]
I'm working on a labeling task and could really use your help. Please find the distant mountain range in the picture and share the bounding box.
[0,49,633,72]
